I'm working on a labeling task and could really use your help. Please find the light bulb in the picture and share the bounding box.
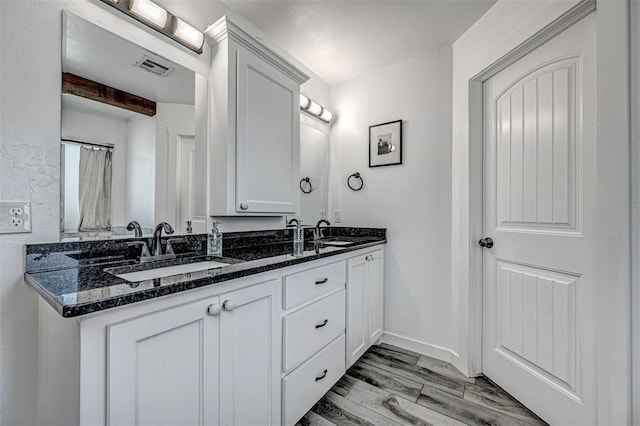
[129,0,168,28]
[172,18,204,51]
[307,100,322,116]
[299,94,310,109]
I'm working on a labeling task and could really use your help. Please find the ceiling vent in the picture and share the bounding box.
[135,56,175,77]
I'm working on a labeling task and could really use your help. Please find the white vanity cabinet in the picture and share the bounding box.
[35,245,384,426]
[346,249,385,367]
[38,275,282,426]
[108,278,281,426]
[108,296,221,426]
[206,17,309,216]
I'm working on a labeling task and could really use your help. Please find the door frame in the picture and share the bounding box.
[458,0,632,423]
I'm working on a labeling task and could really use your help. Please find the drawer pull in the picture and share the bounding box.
[315,278,329,285]
[315,319,328,329]
[315,369,328,381]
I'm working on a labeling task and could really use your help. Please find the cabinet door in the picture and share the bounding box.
[347,255,368,367]
[367,250,384,345]
[219,279,282,425]
[108,297,220,426]
[236,48,300,214]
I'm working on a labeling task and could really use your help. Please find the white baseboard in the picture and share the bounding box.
[381,332,458,364]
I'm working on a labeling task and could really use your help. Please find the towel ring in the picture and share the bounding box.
[347,172,364,191]
[299,177,313,194]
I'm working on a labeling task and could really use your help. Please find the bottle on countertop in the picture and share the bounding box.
[207,221,222,256]
[185,220,193,234]
[287,218,303,257]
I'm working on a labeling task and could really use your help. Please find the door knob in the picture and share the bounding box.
[222,299,236,311]
[239,203,249,210]
[206,303,221,316]
[479,237,494,248]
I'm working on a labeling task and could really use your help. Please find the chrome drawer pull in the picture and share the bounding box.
[315,319,328,329]
[315,278,328,285]
[315,369,328,381]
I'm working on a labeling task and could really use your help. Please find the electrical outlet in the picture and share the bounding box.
[0,201,31,234]
[333,210,342,223]
[320,210,327,220]
[9,217,23,227]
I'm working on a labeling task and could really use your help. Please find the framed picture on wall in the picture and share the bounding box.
[369,120,402,167]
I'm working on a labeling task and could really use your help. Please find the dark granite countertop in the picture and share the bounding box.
[24,227,386,318]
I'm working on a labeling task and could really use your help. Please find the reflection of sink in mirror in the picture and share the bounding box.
[114,260,229,282]
[60,12,207,242]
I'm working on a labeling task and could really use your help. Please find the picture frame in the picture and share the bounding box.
[369,119,402,167]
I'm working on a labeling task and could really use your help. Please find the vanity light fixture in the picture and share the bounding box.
[300,93,334,124]
[99,0,204,54]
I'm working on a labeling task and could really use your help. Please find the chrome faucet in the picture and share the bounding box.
[314,219,331,241]
[126,221,142,238]
[152,222,174,256]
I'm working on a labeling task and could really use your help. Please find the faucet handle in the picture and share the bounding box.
[166,238,186,256]
[127,241,151,259]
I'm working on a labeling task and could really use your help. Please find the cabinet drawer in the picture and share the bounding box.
[284,261,346,309]
[283,290,345,372]
[283,335,346,426]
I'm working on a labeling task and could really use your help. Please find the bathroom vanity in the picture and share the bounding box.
[26,228,385,426]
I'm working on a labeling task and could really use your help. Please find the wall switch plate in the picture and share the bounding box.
[0,201,31,234]
[333,210,342,223]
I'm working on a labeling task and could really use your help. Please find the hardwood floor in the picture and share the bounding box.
[297,344,547,426]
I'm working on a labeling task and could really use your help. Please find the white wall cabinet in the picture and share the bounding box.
[347,249,385,367]
[207,17,309,216]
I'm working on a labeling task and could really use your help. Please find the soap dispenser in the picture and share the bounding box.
[208,221,222,256]
[287,218,303,257]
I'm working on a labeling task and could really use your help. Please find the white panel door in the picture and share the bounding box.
[482,14,596,425]
[218,279,281,426]
[367,250,384,345]
[108,297,220,426]
[347,255,368,367]
[236,48,299,214]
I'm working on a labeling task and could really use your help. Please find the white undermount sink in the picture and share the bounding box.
[316,239,355,247]
[116,260,229,282]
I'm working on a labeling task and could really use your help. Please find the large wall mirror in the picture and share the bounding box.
[60,12,207,240]
[298,119,329,225]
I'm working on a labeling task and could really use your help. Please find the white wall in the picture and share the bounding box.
[61,107,129,229]
[0,1,210,424]
[126,115,156,229]
[330,47,453,358]
[632,0,640,421]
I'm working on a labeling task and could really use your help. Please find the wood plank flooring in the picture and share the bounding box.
[297,344,548,426]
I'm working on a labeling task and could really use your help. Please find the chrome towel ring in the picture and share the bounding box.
[299,177,313,194]
[347,172,364,191]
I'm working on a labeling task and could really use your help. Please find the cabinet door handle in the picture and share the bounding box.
[239,203,249,210]
[315,278,328,285]
[315,369,328,381]
[315,319,328,329]
[222,299,236,311]
[206,303,221,316]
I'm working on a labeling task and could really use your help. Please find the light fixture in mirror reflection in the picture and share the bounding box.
[299,94,334,123]
[60,12,207,241]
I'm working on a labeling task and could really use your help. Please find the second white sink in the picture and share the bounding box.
[116,260,229,282]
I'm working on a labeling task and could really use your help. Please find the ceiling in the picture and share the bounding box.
[63,13,196,105]
[154,0,496,85]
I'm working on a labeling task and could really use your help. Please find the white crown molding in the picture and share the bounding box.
[205,16,309,85]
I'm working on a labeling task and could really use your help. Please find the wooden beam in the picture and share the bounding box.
[62,73,156,117]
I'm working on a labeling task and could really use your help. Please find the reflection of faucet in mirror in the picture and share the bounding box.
[126,221,142,238]
[314,219,331,241]
[152,222,174,256]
